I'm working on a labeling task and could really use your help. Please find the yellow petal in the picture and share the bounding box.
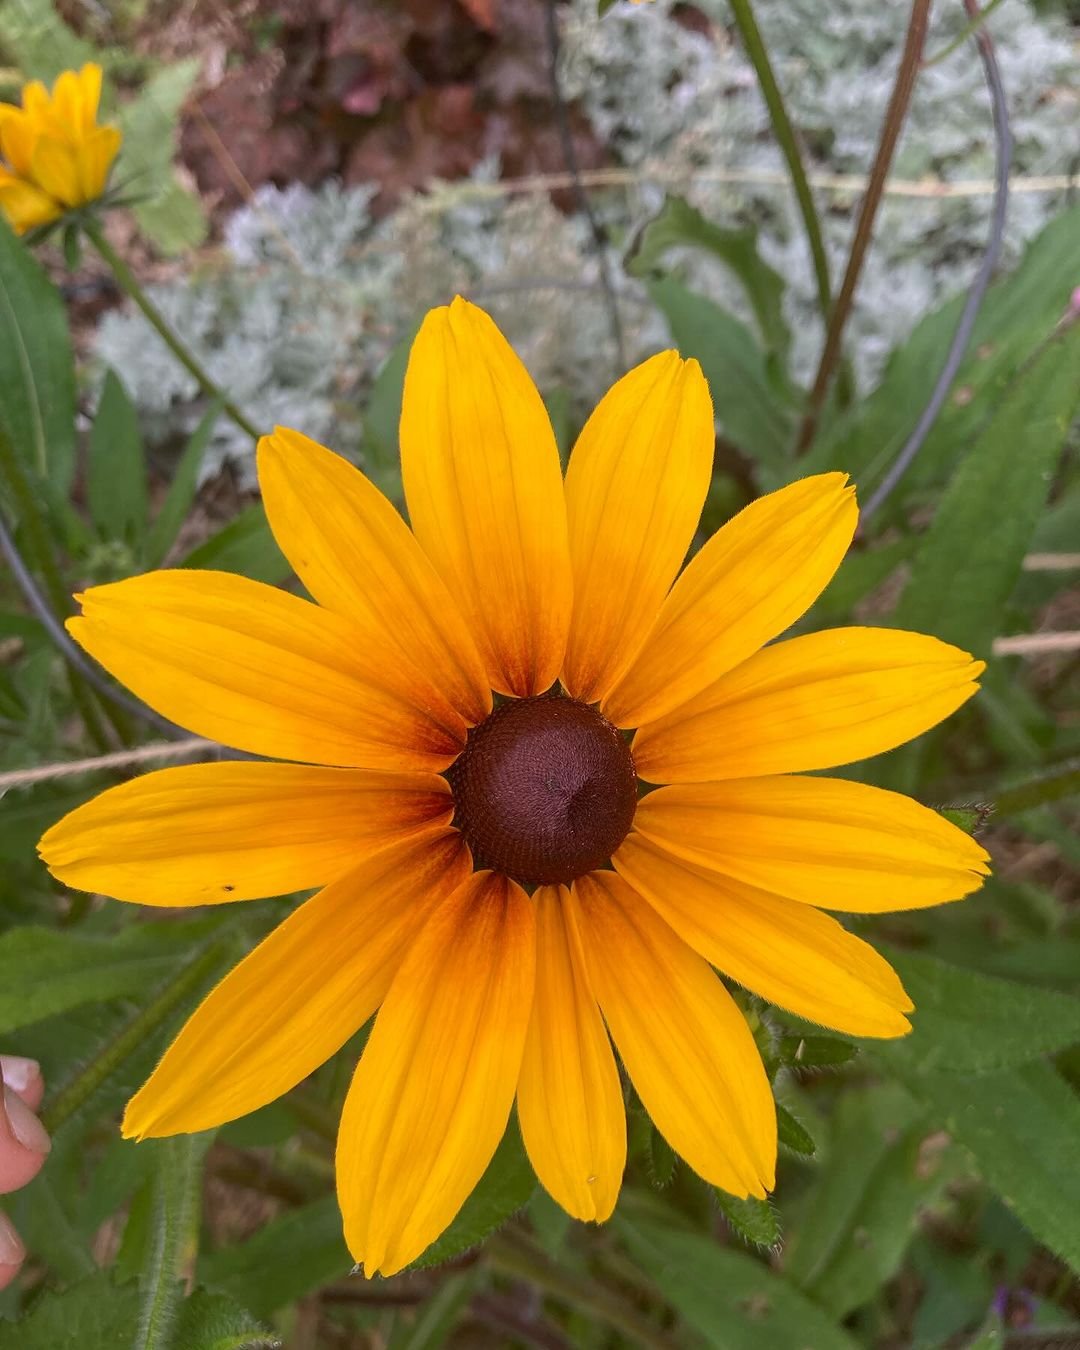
[633,776,989,913]
[21,81,49,117]
[68,570,469,770]
[0,172,59,232]
[562,353,713,703]
[123,830,470,1138]
[30,134,81,206]
[569,871,775,1198]
[49,69,84,133]
[400,297,572,697]
[39,761,452,906]
[0,108,37,177]
[77,63,104,130]
[614,833,913,1038]
[258,428,490,727]
[517,885,625,1222]
[77,123,120,200]
[633,627,984,783]
[338,870,536,1276]
[604,474,858,727]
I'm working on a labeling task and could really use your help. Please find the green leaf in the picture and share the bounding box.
[940,805,993,834]
[902,1063,1080,1274]
[783,1085,954,1319]
[894,320,1080,659]
[646,1123,678,1188]
[0,214,76,492]
[0,924,202,1034]
[776,1102,816,1156]
[0,1271,140,1350]
[803,203,1080,497]
[117,61,208,255]
[617,1205,861,1350]
[0,0,97,81]
[173,1291,280,1350]
[648,277,793,478]
[713,1190,781,1250]
[180,504,291,586]
[776,1034,858,1070]
[197,1198,349,1319]
[631,195,790,362]
[89,370,148,544]
[143,401,222,566]
[361,322,420,495]
[411,1118,536,1269]
[879,948,1080,1075]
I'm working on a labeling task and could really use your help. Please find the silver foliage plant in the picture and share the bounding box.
[94,0,1077,482]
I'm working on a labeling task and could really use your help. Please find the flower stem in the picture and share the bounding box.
[726,0,835,337]
[84,220,262,445]
[795,0,932,453]
[923,0,1005,66]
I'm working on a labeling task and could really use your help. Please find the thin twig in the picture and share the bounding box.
[414,165,1074,206]
[544,0,626,376]
[993,632,1080,656]
[923,0,1006,66]
[1023,553,1080,571]
[726,0,835,336]
[861,0,1012,527]
[796,0,933,453]
[0,738,215,792]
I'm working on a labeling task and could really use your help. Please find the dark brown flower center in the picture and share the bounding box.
[446,694,637,887]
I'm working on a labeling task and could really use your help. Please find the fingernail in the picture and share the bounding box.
[0,1056,40,1096]
[1,1087,50,1155]
[0,1212,23,1266]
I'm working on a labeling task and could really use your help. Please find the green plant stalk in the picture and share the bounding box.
[487,1228,679,1350]
[796,0,932,452]
[726,0,836,343]
[0,428,115,751]
[41,942,228,1135]
[84,220,262,444]
[993,758,1080,817]
[924,0,1005,66]
[134,1134,207,1350]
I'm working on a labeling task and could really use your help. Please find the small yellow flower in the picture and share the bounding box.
[0,64,121,234]
[39,299,989,1276]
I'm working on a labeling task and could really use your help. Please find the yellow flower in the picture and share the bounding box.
[39,299,989,1276]
[0,64,121,234]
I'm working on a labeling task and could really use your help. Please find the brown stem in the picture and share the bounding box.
[795,0,932,453]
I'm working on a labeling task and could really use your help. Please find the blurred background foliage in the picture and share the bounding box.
[0,0,1079,1347]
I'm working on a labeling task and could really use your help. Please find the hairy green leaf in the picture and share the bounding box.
[0,1271,139,1350]
[173,1291,280,1350]
[776,1103,816,1156]
[714,1190,781,1250]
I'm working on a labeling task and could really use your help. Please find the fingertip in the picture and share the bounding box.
[0,1056,44,1112]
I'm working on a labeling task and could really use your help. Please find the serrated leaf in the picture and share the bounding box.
[0,214,76,492]
[410,1118,536,1269]
[776,1103,815,1156]
[900,1062,1080,1274]
[879,948,1080,1075]
[0,922,208,1034]
[648,276,793,477]
[143,401,222,566]
[173,1291,280,1350]
[616,1203,860,1350]
[0,1271,140,1350]
[714,1190,781,1250]
[777,1034,858,1070]
[631,194,790,363]
[894,319,1080,659]
[117,61,208,255]
[89,370,148,544]
[179,504,290,586]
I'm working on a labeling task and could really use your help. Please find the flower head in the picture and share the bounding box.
[39,298,989,1275]
[0,64,121,234]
